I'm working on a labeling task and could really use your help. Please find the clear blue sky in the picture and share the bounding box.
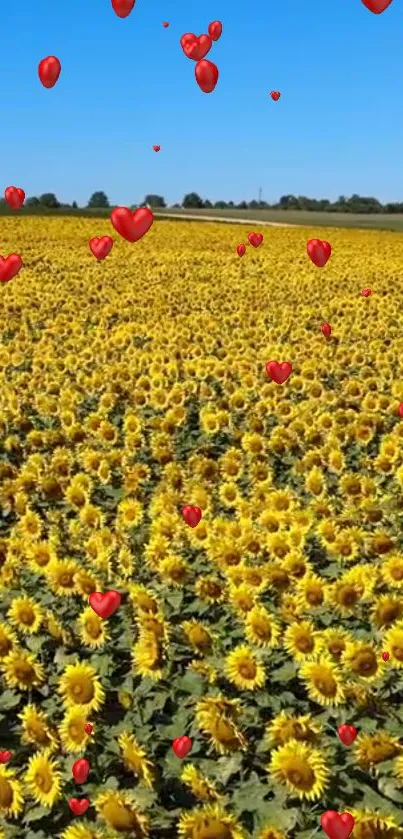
[2,0,402,206]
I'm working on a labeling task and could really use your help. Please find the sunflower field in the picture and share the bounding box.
[1,214,403,839]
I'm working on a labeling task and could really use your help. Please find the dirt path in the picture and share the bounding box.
[154,211,300,227]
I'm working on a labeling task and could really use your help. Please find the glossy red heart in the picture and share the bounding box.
[111,0,135,17]
[270,91,281,101]
[321,812,355,839]
[362,288,372,297]
[307,239,331,267]
[162,21,169,27]
[337,725,357,746]
[0,254,23,283]
[0,751,11,764]
[172,736,192,759]
[195,60,219,93]
[68,798,90,816]
[237,244,246,256]
[152,145,161,151]
[361,0,393,12]
[208,20,222,41]
[89,590,121,619]
[398,404,403,418]
[248,232,263,247]
[321,323,331,338]
[182,505,202,528]
[266,361,292,384]
[84,723,93,735]
[110,207,153,242]
[38,56,61,88]
[5,187,25,209]
[183,34,212,61]
[89,236,113,260]
[72,758,90,784]
[382,651,390,661]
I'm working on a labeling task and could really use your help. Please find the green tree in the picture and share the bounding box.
[25,196,40,206]
[87,191,110,208]
[72,201,78,209]
[144,194,166,208]
[183,192,203,209]
[39,193,60,208]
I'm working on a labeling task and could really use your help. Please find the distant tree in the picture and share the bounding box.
[203,199,213,209]
[183,192,203,209]
[39,193,60,208]
[0,198,6,206]
[72,201,78,209]
[144,194,166,208]
[278,195,300,210]
[248,200,260,209]
[237,201,248,210]
[26,196,40,206]
[214,201,228,209]
[172,203,181,208]
[87,191,109,208]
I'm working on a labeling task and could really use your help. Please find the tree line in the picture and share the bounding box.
[2,190,403,214]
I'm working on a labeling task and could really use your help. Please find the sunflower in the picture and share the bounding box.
[180,764,220,802]
[0,623,18,659]
[380,555,403,588]
[244,605,281,647]
[18,508,43,540]
[1,648,44,690]
[283,621,323,661]
[224,644,266,690]
[129,584,159,614]
[354,731,402,769]
[268,739,330,801]
[267,711,322,747]
[47,558,79,597]
[382,622,403,667]
[25,749,62,808]
[257,828,288,839]
[77,607,109,648]
[178,803,247,839]
[8,596,43,634]
[350,810,403,839]
[19,705,57,750]
[58,707,89,753]
[320,628,352,661]
[117,498,143,529]
[95,789,149,836]
[132,631,165,680]
[0,765,24,817]
[342,641,382,681]
[158,554,190,586]
[371,595,403,629]
[182,620,213,654]
[58,662,105,711]
[195,696,247,754]
[295,573,326,611]
[118,732,155,787]
[194,577,226,604]
[299,657,345,706]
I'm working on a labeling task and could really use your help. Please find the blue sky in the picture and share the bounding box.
[2,0,402,206]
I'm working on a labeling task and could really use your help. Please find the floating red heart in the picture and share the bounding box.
[111,0,135,17]
[248,232,263,248]
[38,56,61,89]
[0,751,11,764]
[162,21,169,27]
[237,244,246,256]
[337,725,357,746]
[89,236,113,261]
[182,34,212,61]
[270,91,281,101]
[321,323,331,338]
[361,0,393,12]
[68,798,90,816]
[89,590,121,619]
[0,254,23,283]
[172,736,192,759]
[5,187,25,210]
[208,20,223,41]
[382,651,390,661]
[398,404,403,418]
[266,361,292,384]
[84,723,93,735]
[152,145,161,152]
[110,207,154,242]
[307,239,331,267]
[321,812,355,839]
[182,505,202,528]
[195,59,219,93]
[362,288,372,297]
[72,758,90,784]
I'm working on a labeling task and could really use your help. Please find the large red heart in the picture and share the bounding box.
[89,236,113,260]
[5,186,25,209]
[172,736,192,759]
[182,34,212,61]
[110,207,153,243]
[248,232,263,247]
[321,812,355,839]
[337,725,357,746]
[182,506,202,528]
[307,239,331,267]
[0,751,11,764]
[237,244,246,257]
[68,798,90,816]
[195,60,219,94]
[111,0,135,17]
[270,91,281,101]
[266,361,292,384]
[89,591,121,619]
[38,56,61,89]
[72,758,90,784]
[361,0,393,12]
[0,254,23,283]
[208,20,222,41]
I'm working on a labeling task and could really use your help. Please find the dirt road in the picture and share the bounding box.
[154,211,300,227]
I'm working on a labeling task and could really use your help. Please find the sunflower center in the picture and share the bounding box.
[253,621,271,640]
[313,674,337,697]
[0,777,13,807]
[194,820,232,839]
[307,590,323,605]
[296,636,314,652]
[20,608,35,626]
[353,652,377,675]
[391,566,403,580]
[391,644,403,661]
[34,771,53,793]
[102,799,141,830]
[285,759,315,791]
[239,661,257,679]
[15,663,34,682]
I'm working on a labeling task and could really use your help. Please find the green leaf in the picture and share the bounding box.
[23,805,52,824]
[378,777,403,804]
[213,754,243,785]
[0,690,21,710]
[175,672,205,695]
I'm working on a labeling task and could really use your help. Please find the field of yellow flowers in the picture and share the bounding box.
[1,214,403,839]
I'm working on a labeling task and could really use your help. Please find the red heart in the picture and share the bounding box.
[362,288,372,297]
[183,34,212,61]
[0,254,23,283]
[361,0,393,12]
[84,723,93,735]
[270,91,281,101]
[237,244,246,256]
[152,145,161,151]
[0,751,11,764]
[182,505,202,528]
[89,236,113,261]
[68,798,90,816]
[398,404,403,418]
[195,60,219,94]
[38,56,61,89]
[5,186,25,210]
[172,736,192,759]
[266,361,292,385]
[111,0,135,17]
[110,207,153,243]
[321,812,355,839]
[307,239,331,267]
[89,590,121,619]
[321,323,331,338]
[248,232,263,248]
[337,725,357,746]
[208,20,223,41]
[382,651,390,661]
[72,758,90,784]
[162,21,169,27]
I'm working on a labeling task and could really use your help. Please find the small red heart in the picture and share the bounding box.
[398,404,403,418]
[361,0,393,12]
[321,323,332,338]
[270,91,281,100]
[89,236,113,261]
[38,56,61,89]
[208,20,223,41]
[0,254,23,283]
[110,207,153,243]
[362,288,372,297]
[195,59,219,94]
[307,239,331,267]
[72,758,90,784]
[172,736,192,759]
[162,21,169,27]
[337,725,357,746]
[182,34,212,61]
[266,361,292,385]
[237,244,246,256]
[89,591,121,619]
[182,505,202,528]
[111,0,135,17]
[382,651,390,661]
[5,186,25,210]
[0,751,11,764]
[152,145,161,152]
[321,812,355,839]
[248,232,263,248]
[68,798,90,816]
[84,723,93,735]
